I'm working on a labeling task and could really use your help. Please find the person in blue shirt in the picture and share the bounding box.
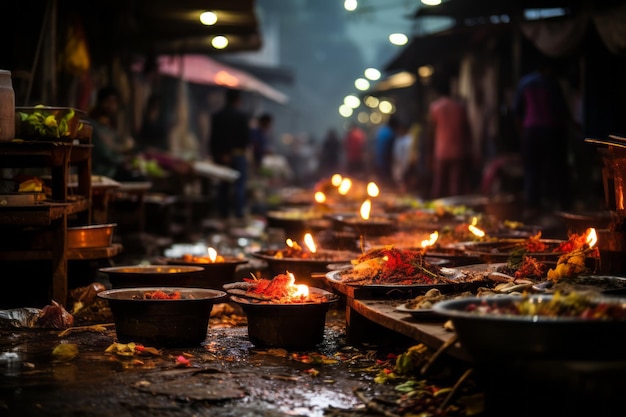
[250,113,273,172]
[374,116,399,187]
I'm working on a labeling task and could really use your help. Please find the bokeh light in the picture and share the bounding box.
[199,11,217,25]
[211,36,229,49]
[389,33,408,45]
[364,68,381,81]
[355,78,370,91]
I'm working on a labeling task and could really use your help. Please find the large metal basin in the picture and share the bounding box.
[98,287,227,347]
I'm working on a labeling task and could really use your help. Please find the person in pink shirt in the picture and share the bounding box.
[426,78,473,199]
[514,60,572,217]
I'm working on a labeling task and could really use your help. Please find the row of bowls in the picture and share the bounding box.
[96,256,341,349]
[97,259,244,348]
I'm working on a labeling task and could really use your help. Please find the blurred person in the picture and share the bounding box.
[288,134,318,187]
[209,88,251,222]
[318,127,341,178]
[136,93,169,152]
[88,86,136,180]
[426,77,473,199]
[250,112,273,172]
[137,89,194,178]
[374,116,399,187]
[391,120,414,193]
[514,60,573,217]
[344,122,366,178]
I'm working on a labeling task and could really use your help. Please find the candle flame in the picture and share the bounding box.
[421,231,439,248]
[360,199,371,220]
[303,233,317,253]
[586,228,598,248]
[314,191,326,203]
[338,178,352,195]
[367,182,379,197]
[293,284,309,298]
[331,174,343,187]
[286,271,309,298]
[286,238,294,248]
[468,224,486,238]
[207,247,217,262]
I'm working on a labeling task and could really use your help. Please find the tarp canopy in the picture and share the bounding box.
[135,54,289,104]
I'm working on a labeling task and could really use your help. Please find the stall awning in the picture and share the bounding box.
[414,0,623,21]
[383,26,502,73]
[135,54,289,104]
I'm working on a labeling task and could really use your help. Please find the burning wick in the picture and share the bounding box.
[293,284,309,298]
[206,247,225,262]
[586,227,598,248]
[287,272,310,299]
[360,199,372,220]
[331,174,343,187]
[421,231,439,249]
[314,191,326,203]
[468,224,485,238]
[303,233,317,253]
[338,178,352,195]
[367,182,379,197]
[468,216,486,238]
[286,238,302,251]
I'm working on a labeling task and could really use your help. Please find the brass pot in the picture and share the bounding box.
[67,223,116,248]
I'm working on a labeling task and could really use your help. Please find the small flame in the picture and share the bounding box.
[421,231,439,248]
[471,216,478,226]
[303,233,317,253]
[207,247,217,262]
[468,224,486,238]
[367,182,380,197]
[338,178,352,195]
[586,228,598,248]
[314,191,326,203]
[360,199,372,220]
[286,238,294,248]
[331,174,343,187]
[293,284,309,298]
[286,272,310,298]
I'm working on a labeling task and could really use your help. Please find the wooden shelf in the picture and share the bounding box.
[0,198,89,225]
[0,139,99,307]
[68,243,123,260]
[0,244,122,261]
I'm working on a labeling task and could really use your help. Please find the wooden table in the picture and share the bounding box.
[325,276,471,361]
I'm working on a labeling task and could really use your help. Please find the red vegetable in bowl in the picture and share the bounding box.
[132,290,183,300]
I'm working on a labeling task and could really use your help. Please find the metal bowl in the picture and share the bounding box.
[99,265,206,289]
[229,287,339,348]
[68,223,116,248]
[433,294,626,362]
[461,238,568,263]
[162,256,249,289]
[251,249,358,287]
[98,287,227,347]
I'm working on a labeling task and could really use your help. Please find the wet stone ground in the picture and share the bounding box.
[0,304,481,417]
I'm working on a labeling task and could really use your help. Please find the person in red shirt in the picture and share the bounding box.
[344,122,366,178]
[426,78,473,199]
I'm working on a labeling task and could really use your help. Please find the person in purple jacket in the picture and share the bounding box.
[514,60,573,218]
